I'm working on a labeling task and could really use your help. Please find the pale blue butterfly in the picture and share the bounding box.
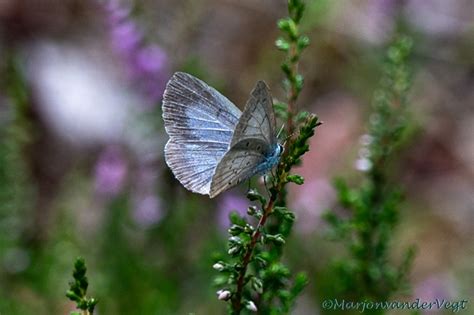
[162,72,282,198]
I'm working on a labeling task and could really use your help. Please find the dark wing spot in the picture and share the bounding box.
[246,142,250,147]
[228,182,232,185]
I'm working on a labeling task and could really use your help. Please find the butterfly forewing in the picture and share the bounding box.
[163,72,241,195]
[230,80,276,148]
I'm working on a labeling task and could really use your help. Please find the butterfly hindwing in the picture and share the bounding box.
[209,140,268,198]
[163,72,241,195]
[210,81,278,197]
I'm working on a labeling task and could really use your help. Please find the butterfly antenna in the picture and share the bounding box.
[280,131,296,149]
[277,124,285,139]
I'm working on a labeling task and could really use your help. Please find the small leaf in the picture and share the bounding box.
[251,277,264,294]
[229,211,247,226]
[297,35,310,51]
[291,272,309,298]
[266,234,286,245]
[247,189,266,205]
[275,37,290,51]
[228,224,244,235]
[281,62,291,76]
[66,290,80,302]
[277,18,292,32]
[295,74,304,93]
[287,174,304,185]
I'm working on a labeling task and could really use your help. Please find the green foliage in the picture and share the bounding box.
[0,52,37,314]
[66,257,98,315]
[0,53,34,229]
[323,36,416,313]
[213,1,322,314]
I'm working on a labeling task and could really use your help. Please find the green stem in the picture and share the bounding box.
[231,177,286,313]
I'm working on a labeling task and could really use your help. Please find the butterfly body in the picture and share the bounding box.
[163,72,280,198]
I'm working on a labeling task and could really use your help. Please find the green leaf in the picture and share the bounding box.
[277,18,292,32]
[286,174,304,185]
[229,211,247,226]
[251,277,264,294]
[228,224,244,235]
[297,35,310,51]
[246,189,266,205]
[291,272,309,298]
[275,37,290,51]
[295,74,304,93]
[265,234,286,245]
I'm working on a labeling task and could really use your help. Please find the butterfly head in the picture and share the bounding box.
[269,143,284,166]
[276,143,284,158]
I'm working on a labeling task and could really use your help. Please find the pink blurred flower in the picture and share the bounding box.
[405,0,473,36]
[217,193,249,231]
[94,145,128,197]
[414,275,456,314]
[290,179,336,234]
[132,194,164,228]
[103,0,170,107]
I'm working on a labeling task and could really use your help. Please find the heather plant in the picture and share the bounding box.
[212,1,321,314]
[323,36,416,313]
[1,1,468,315]
[66,257,98,315]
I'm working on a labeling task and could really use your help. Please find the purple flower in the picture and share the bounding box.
[110,21,143,59]
[132,45,169,101]
[134,45,168,75]
[216,193,250,231]
[414,276,453,302]
[289,179,336,233]
[103,0,170,107]
[94,145,128,197]
[405,0,472,36]
[132,194,164,228]
[104,0,129,24]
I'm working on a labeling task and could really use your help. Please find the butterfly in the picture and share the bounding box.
[162,72,282,198]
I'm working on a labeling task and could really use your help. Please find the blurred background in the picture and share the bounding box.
[0,0,472,314]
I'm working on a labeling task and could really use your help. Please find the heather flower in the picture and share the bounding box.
[290,179,336,233]
[414,276,453,302]
[94,145,128,197]
[103,0,169,107]
[132,194,164,228]
[216,192,249,231]
[216,290,231,301]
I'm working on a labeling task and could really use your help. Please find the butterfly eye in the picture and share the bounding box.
[278,144,284,155]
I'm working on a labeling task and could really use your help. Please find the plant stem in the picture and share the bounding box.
[286,43,299,145]
[232,192,277,313]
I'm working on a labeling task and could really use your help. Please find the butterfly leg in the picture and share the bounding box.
[263,175,271,196]
[270,169,277,187]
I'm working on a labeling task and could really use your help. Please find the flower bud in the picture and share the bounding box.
[216,289,231,301]
[246,300,258,312]
[212,263,225,272]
